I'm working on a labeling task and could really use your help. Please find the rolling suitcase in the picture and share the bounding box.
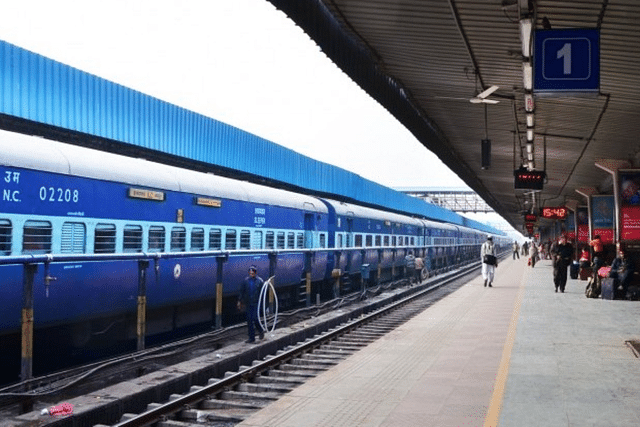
[570,261,579,280]
[601,277,616,300]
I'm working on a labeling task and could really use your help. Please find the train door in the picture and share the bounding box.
[304,212,315,248]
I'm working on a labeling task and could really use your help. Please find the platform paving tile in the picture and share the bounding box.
[239,259,640,427]
[499,260,640,427]
[238,258,525,427]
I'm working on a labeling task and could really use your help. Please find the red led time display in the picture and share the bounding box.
[541,206,568,220]
[514,168,545,190]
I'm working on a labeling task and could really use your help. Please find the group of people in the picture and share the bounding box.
[586,235,635,299]
[239,235,637,343]
[522,234,636,297]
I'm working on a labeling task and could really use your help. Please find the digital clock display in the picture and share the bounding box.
[524,214,537,222]
[514,168,545,190]
[541,207,568,220]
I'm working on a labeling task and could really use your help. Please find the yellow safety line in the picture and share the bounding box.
[484,267,528,427]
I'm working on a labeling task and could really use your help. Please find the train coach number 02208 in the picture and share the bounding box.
[39,187,80,203]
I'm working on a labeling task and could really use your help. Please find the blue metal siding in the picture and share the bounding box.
[0,39,501,234]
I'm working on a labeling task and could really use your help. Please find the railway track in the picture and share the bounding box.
[93,263,483,427]
[5,256,506,426]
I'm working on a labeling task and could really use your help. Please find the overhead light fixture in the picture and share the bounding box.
[527,127,534,141]
[523,62,533,90]
[526,113,534,127]
[520,18,533,58]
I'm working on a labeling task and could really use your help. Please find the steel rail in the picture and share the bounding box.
[111,261,483,427]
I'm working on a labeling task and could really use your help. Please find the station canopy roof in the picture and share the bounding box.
[268,0,640,234]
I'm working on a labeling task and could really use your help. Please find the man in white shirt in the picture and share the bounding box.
[481,235,497,287]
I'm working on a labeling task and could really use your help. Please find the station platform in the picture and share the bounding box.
[238,257,640,427]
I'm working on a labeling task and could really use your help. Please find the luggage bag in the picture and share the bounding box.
[570,262,579,280]
[601,277,616,300]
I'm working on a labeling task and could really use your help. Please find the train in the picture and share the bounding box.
[0,129,508,380]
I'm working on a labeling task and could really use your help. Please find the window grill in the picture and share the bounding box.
[124,225,143,252]
[209,229,222,250]
[23,220,52,254]
[148,226,165,252]
[0,219,12,255]
[171,227,186,252]
[240,230,251,250]
[225,229,236,250]
[191,228,205,251]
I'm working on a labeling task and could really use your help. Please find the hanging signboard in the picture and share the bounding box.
[564,211,576,240]
[534,28,600,93]
[620,171,640,241]
[577,206,589,243]
[591,195,614,244]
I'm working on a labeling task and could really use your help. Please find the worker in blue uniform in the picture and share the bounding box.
[237,266,265,343]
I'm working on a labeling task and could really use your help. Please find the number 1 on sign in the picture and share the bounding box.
[557,43,571,75]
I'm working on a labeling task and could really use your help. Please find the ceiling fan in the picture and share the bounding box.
[469,85,500,104]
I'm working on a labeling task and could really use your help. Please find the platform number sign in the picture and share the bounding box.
[534,29,599,93]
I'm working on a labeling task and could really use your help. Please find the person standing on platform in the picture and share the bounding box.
[237,265,265,343]
[552,236,573,293]
[528,241,538,267]
[512,241,520,259]
[481,235,497,287]
[590,235,605,279]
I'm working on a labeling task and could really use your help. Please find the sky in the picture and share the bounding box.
[0,0,519,236]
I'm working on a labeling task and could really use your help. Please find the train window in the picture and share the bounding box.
[319,233,326,248]
[252,231,263,249]
[355,234,362,247]
[148,226,165,252]
[287,232,295,249]
[384,235,389,246]
[277,232,285,249]
[265,231,275,249]
[61,222,86,254]
[171,227,186,252]
[240,230,251,249]
[0,219,12,255]
[365,235,372,247]
[392,236,397,246]
[375,235,381,247]
[190,228,205,251]
[94,223,116,253]
[337,234,343,248]
[225,229,237,250]
[296,232,304,249]
[346,234,352,248]
[209,229,222,250]
[124,225,143,252]
[23,220,52,254]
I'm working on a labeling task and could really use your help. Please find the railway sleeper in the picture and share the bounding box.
[180,407,253,423]
[219,389,281,402]
[157,420,198,427]
[262,368,316,378]
[277,363,328,374]
[288,359,338,370]
[300,351,348,360]
[237,382,295,394]
[201,398,265,410]
[254,374,307,386]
